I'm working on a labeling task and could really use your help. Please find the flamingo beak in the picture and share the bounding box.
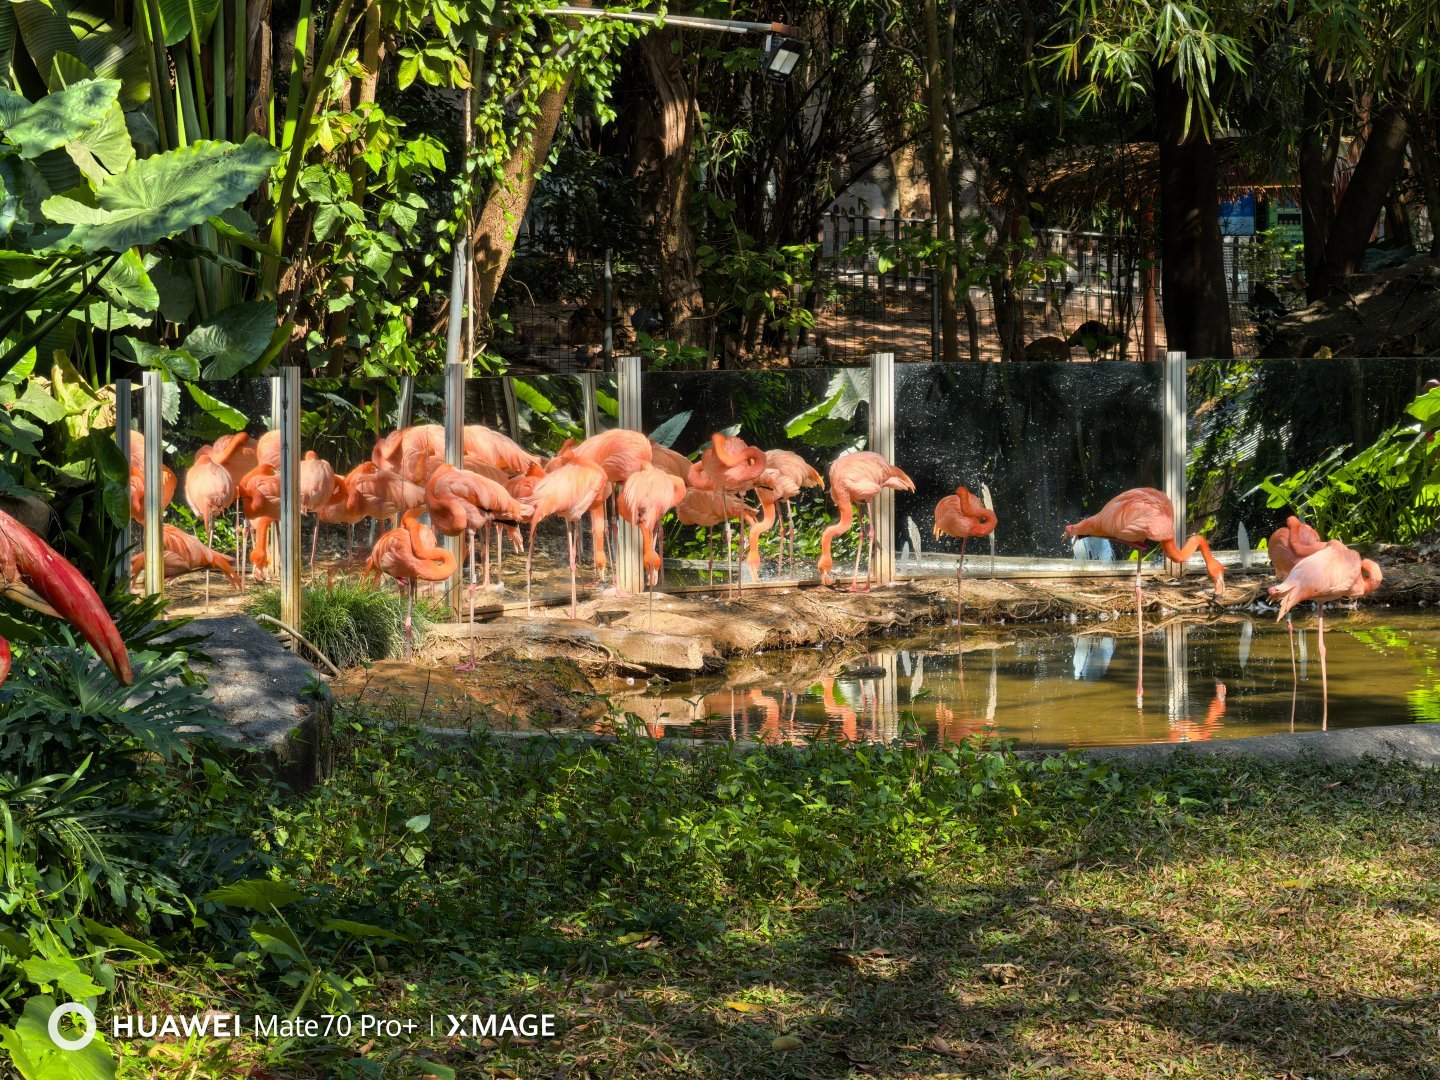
[1,521,132,687]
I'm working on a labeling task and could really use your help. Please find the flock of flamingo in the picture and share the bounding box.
[123,413,1382,719]
[124,420,1005,639]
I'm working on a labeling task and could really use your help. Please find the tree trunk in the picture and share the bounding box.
[1409,106,1440,259]
[1312,103,1409,295]
[1299,61,1338,300]
[1155,69,1233,359]
[924,0,958,361]
[641,32,707,350]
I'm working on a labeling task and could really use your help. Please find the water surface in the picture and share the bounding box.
[603,612,1440,748]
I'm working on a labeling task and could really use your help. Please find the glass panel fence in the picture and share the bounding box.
[892,360,1164,580]
[1187,356,1440,566]
[641,367,870,586]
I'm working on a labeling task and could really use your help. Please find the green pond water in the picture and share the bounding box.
[603,611,1440,749]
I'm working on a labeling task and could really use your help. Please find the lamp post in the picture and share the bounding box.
[544,7,805,81]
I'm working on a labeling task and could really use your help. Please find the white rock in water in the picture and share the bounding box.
[1237,523,1251,568]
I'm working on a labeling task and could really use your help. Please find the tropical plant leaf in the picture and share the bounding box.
[204,878,304,911]
[648,410,692,448]
[156,0,223,45]
[40,136,279,252]
[0,996,115,1080]
[0,79,120,160]
[145,256,196,323]
[183,300,276,378]
[185,383,247,430]
[12,0,150,109]
[119,339,200,381]
[94,249,158,313]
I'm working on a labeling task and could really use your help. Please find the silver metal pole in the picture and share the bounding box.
[1162,350,1187,577]
[869,352,897,586]
[113,379,132,583]
[579,373,600,438]
[614,355,644,595]
[442,360,465,615]
[278,366,303,644]
[1165,622,1189,730]
[396,376,415,431]
[141,372,164,597]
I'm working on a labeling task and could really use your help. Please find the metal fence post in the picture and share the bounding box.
[614,355,645,596]
[578,372,600,438]
[113,379,132,583]
[141,372,164,597]
[442,360,466,616]
[1163,350,1188,577]
[869,351,897,586]
[277,367,303,645]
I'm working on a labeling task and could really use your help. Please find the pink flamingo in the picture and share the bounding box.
[553,430,653,586]
[744,469,783,581]
[365,509,458,658]
[1269,515,1325,680]
[676,489,757,587]
[127,432,177,521]
[764,449,824,573]
[300,451,336,570]
[184,449,236,609]
[523,460,610,619]
[1270,540,1383,728]
[238,464,281,582]
[818,451,915,592]
[131,524,243,592]
[688,434,766,593]
[1065,488,1224,703]
[619,465,687,625]
[933,485,999,620]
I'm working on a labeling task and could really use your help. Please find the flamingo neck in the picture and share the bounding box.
[1160,534,1224,587]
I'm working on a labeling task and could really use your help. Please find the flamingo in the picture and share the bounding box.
[522,460,609,619]
[744,469,783,582]
[818,451,915,592]
[464,424,542,476]
[618,465,687,626]
[764,449,823,573]
[299,451,336,570]
[365,509,458,658]
[1270,540,1383,728]
[933,485,999,620]
[688,434,766,593]
[648,441,692,481]
[1064,487,1225,705]
[345,462,426,530]
[553,430,653,586]
[317,474,364,558]
[184,449,236,609]
[0,509,131,687]
[127,432,177,521]
[1268,515,1325,680]
[238,463,281,582]
[675,489,757,586]
[130,524,243,592]
[208,433,257,575]
[426,462,533,664]
[256,430,281,469]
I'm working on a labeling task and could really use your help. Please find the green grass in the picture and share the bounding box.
[245,580,446,667]
[112,708,1440,1079]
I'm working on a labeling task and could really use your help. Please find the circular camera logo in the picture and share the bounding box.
[48,1002,97,1051]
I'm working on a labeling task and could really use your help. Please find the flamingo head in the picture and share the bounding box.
[1359,559,1384,593]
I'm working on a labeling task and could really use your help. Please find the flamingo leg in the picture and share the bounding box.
[458,529,477,672]
[309,515,320,572]
[706,528,714,587]
[956,536,968,624]
[850,504,865,589]
[203,520,213,611]
[1135,557,1144,707]
[525,521,538,617]
[724,518,734,594]
[1317,602,1328,731]
[738,502,748,594]
[481,523,492,590]
[405,577,415,660]
[567,518,579,620]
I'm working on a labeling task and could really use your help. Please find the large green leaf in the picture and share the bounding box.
[120,339,200,381]
[183,299,276,378]
[0,79,120,160]
[185,382,247,430]
[40,135,279,252]
[204,878,304,911]
[49,63,135,184]
[0,995,115,1080]
[94,249,158,313]
[12,0,150,109]
[157,0,223,46]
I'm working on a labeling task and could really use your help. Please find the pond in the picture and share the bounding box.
[602,611,1440,748]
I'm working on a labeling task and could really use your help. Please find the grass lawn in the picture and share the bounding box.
[120,711,1440,1080]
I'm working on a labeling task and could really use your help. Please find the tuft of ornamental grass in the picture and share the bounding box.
[246,578,445,669]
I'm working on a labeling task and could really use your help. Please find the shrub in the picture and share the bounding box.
[246,580,441,669]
